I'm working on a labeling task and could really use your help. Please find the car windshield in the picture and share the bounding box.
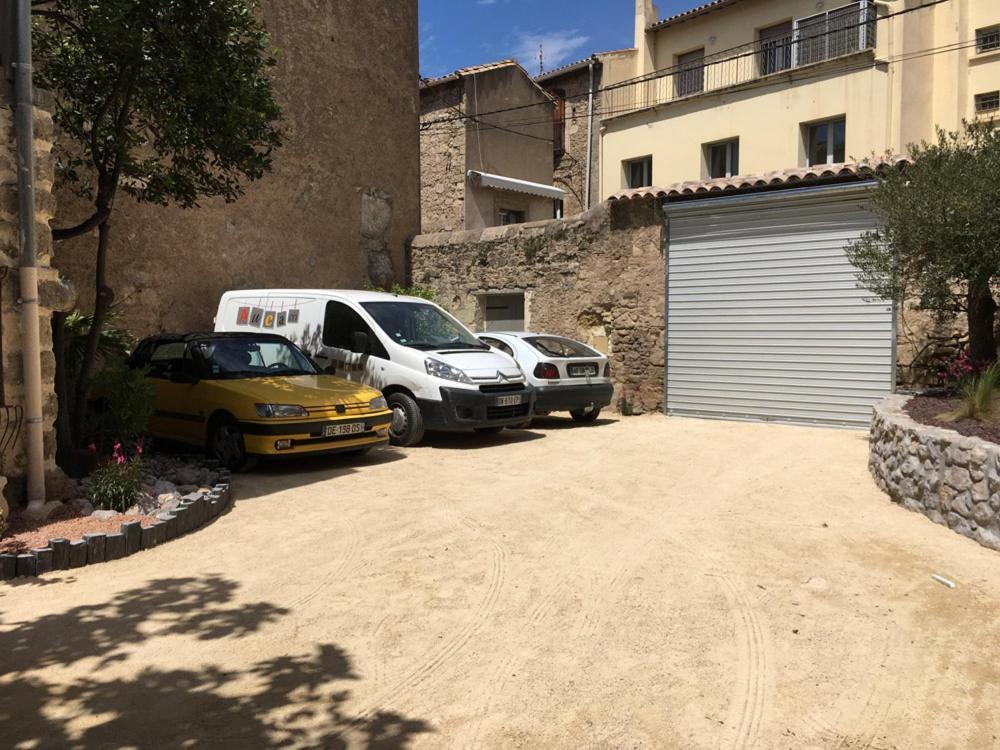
[361,301,488,351]
[194,338,318,379]
[525,336,600,358]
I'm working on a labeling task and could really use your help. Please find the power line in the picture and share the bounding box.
[419,0,952,131]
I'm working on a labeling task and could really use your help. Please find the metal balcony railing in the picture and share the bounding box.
[603,0,876,118]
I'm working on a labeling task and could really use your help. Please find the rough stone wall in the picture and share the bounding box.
[410,197,665,413]
[419,81,466,233]
[544,65,602,217]
[0,101,76,489]
[869,394,1000,552]
[52,0,421,337]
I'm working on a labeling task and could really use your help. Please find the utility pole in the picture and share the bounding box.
[538,43,544,76]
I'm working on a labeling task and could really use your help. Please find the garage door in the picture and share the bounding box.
[664,185,894,428]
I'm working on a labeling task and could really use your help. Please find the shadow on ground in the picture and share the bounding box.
[524,415,618,431]
[0,575,432,748]
[420,428,546,451]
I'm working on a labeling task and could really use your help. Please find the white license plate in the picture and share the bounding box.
[494,394,522,407]
[324,422,365,437]
[569,364,597,376]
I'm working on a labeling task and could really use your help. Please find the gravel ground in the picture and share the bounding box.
[905,393,1000,443]
[2,414,999,749]
[0,508,156,555]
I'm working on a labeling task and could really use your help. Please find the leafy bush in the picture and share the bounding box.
[956,363,1000,421]
[64,308,135,379]
[89,442,145,512]
[89,361,155,451]
[939,350,990,387]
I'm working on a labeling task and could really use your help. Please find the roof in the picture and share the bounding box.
[646,0,744,32]
[222,289,433,305]
[420,59,520,89]
[533,49,636,83]
[608,159,907,202]
[467,170,565,200]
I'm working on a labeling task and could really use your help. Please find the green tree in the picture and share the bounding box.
[847,122,1000,365]
[33,0,283,442]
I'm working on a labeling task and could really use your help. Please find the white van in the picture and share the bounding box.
[214,289,535,446]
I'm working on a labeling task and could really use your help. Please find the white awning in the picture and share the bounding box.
[466,170,565,200]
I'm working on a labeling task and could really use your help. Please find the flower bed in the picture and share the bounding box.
[870,394,1000,552]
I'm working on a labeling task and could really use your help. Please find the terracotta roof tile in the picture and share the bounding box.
[608,157,908,202]
[420,59,519,88]
[647,0,743,31]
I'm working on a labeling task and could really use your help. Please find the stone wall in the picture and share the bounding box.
[410,196,665,413]
[52,0,421,337]
[419,81,466,233]
[0,100,76,490]
[869,394,1000,552]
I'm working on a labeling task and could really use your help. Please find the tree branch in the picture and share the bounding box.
[51,209,111,241]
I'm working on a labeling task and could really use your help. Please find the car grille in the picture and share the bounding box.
[479,383,526,394]
[486,403,530,420]
[306,402,369,417]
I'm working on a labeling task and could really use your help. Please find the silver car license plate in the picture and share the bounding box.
[324,422,365,437]
[494,394,522,407]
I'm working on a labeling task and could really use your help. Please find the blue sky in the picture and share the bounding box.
[419,0,702,79]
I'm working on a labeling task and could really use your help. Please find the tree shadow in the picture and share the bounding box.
[0,575,432,748]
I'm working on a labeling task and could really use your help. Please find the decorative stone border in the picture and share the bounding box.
[0,475,233,580]
[870,394,1000,551]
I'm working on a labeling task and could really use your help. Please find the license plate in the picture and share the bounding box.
[569,364,598,377]
[494,394,522,407]
[324,422,365,437]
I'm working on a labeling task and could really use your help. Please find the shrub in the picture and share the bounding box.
[939,350,990,388]
[618,395,635,416]
[953,362,1000,421]
[89,361,155,451]
[89,442,145,512]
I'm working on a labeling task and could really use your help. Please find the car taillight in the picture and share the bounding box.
[603,362,611,377]
[534,362,559,379]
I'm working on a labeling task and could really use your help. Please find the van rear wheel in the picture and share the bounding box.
[388,392,425,447]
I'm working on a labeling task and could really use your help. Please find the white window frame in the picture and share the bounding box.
[976,26,1000,54]
[705,138,740,179]
[623,156,653,189]
[804,117,846,166]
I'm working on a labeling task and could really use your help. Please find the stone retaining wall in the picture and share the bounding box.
[869,394,1000,551]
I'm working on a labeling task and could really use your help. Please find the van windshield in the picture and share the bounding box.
[360,301,488,351]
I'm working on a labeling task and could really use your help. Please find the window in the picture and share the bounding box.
[976,26,1000,53]
[706,139,740,179]
[498,208,526,225]
[676,48,705,97]
[480,293,525,332]
[551,87,566,157]
[194,338,317,378]
[323,301,387,358]
[976,91,1000,114]
[804,117,846,166]
[144,341,190,379]
[480,336,515,357]
[361,301,486,350]
[795,1,875,66]
[524,336,600,358]
[624,156,652,189]
[758,21,793,75]
[553,199,564,219]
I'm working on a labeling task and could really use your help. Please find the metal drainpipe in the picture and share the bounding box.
[14,0,46,510]
[583,56,596,211]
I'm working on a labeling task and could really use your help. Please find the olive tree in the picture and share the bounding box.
[32,0,283,442]
[847,122,1000,365]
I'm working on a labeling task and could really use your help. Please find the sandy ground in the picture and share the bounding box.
[2,414,999,749]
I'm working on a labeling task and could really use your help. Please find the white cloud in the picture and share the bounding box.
[512,29,590,73]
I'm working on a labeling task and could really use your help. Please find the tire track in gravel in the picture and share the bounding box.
[288,515,361,608]
[709,573,768,750]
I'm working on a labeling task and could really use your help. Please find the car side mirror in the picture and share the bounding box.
[350,331,370,354]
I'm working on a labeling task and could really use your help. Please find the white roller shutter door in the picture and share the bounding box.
[664,185,894,428]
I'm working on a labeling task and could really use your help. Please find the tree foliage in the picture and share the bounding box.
[32,0,284,444]
[846,122,1000,363]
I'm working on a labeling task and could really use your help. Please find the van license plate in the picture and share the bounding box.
[494,395,522,407]
[324,422,365,437]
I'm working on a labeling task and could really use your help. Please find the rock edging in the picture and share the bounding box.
[0,474,233,580]
[870,394,1000,551]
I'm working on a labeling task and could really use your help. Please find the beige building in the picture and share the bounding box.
[600,0,1000,197]
[419,61,564,233]
[53,0,421,336]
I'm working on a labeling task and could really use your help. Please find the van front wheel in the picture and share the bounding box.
[388,393,425,447]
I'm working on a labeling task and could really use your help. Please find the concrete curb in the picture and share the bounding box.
[1,474,233,581]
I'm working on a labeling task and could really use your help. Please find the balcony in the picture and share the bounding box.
[604,0,877,119]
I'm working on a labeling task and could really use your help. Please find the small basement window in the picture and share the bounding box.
[804,117,845,166]
[498,208,526,225]
[976,26,1000,53]
[480,293,525,332]
[975,91,999,114]
[623,156,652,189]
[706,138,740,179]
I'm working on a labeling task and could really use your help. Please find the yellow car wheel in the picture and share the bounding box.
[208,415,257,472]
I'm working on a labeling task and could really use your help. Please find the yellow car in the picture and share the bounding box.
[128,332,392,470]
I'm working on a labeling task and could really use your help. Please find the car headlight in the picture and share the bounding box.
[424,357,472,384]
[369,395,388,411]
[255,403,308,418]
